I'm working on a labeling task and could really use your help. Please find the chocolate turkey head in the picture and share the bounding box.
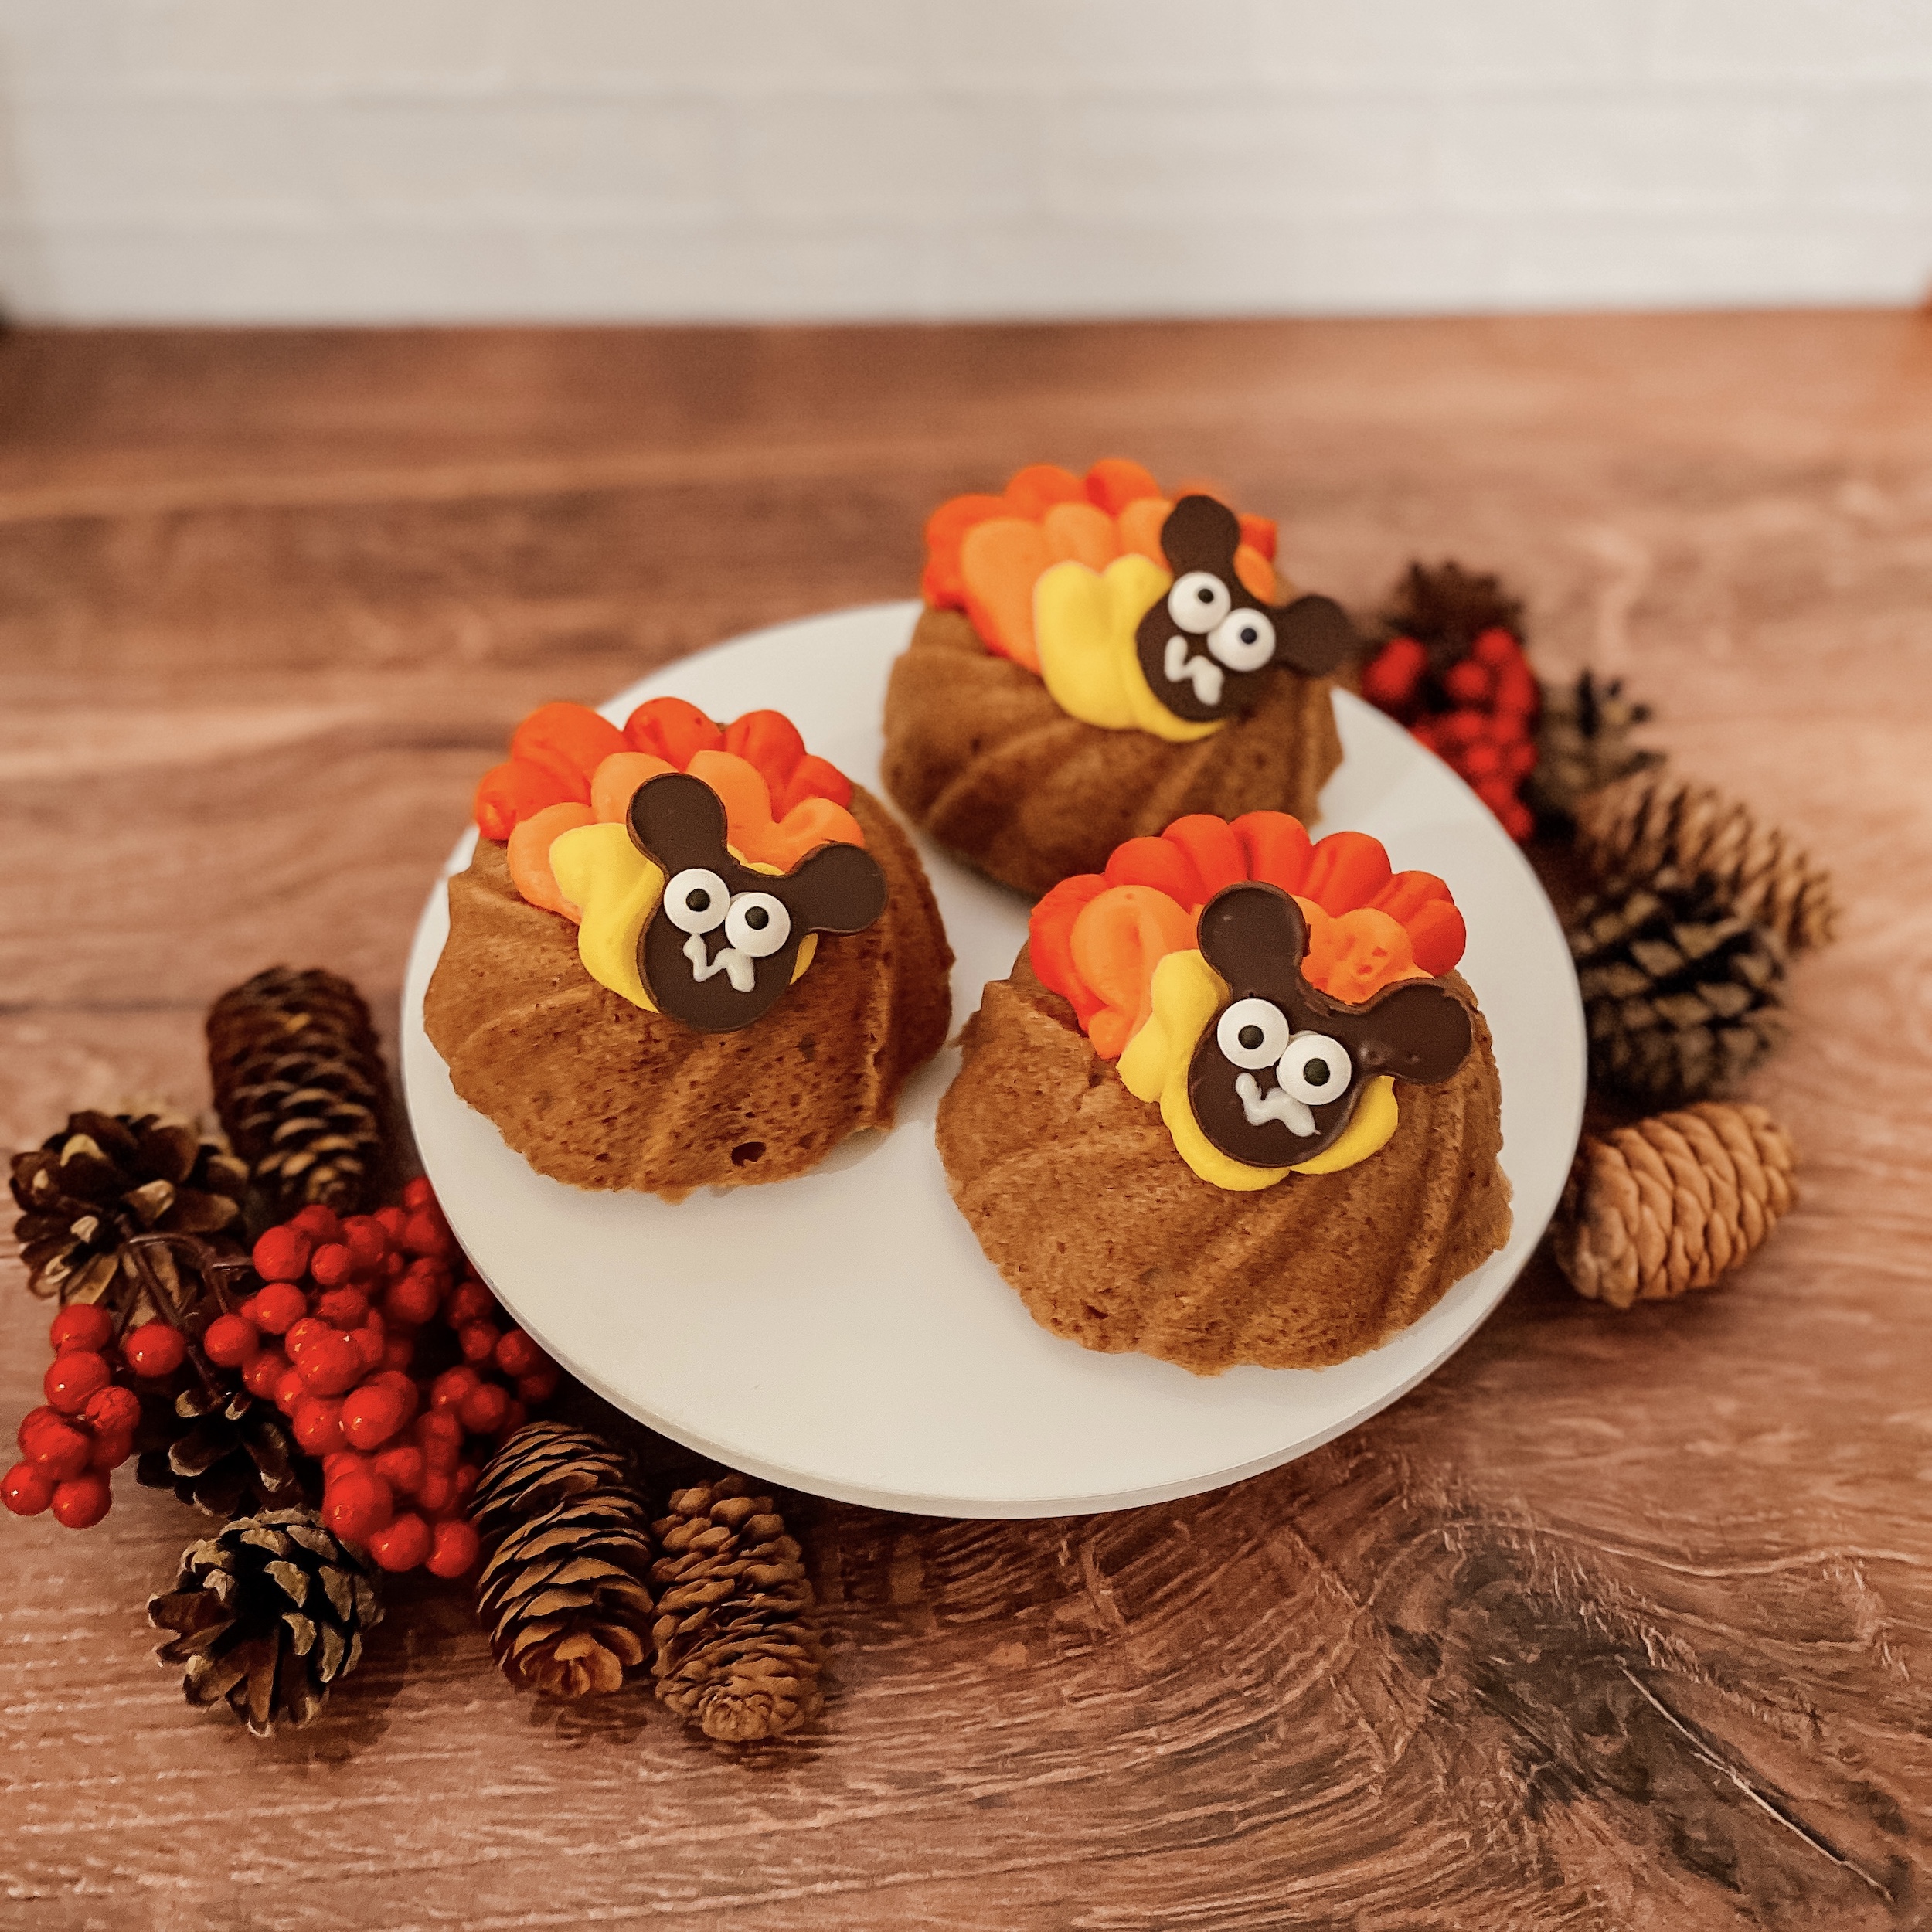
[1134,495,1355,726]
[1185,883,1472,1168]
[628,771,888,1033]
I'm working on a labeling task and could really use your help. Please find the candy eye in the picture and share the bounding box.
[1216,997,1291,1070]
[724,891,791,958]
[1168,571,1231,635]
[1277,1032,1352,1104]
[664,868,730,936]
[1209,608,1275,673]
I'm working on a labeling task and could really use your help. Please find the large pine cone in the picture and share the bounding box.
[473,1423,655,1700]
[137,1379,318,1520]
[651,1476,823,1743]
[1527,671,1663,825]
[1574,770,1835,953]
[148,1509,382,1736]
[206,967,392,1228]
[882,607,1342,900]
[9,1110,246,1305]
[1569,870,1785,1105]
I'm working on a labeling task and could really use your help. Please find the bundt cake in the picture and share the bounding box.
[426,697,952,1199]
[937,811,1510,1373]
[883,460,1352,899]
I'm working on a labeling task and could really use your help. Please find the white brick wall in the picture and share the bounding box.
[0,0,1927,323]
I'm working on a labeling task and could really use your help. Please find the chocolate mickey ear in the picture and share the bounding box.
[1197,882,1310,989]
[783,839,888,936]
[628,770,730,872]
[1272,594,1355,678]
[1160,494,1243,573]
[1349,981,1472,1085]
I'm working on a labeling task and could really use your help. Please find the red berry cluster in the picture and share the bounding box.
[5,1304,185,1527]
[222,1179,559,1577]
[1359,625,1539,842]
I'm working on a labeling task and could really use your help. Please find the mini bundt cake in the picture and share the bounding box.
[427,697,952,1199]
[883,460,1352,899]
[937,811,1509,1373]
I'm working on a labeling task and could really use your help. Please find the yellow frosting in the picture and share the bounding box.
[1117,947,1398,1189]
[548,824,819,1015]
[1033,556,1223,745]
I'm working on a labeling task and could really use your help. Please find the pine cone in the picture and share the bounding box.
[9,1110,247,1307]
[651,1476,822,1743]
[1381,560,1524,672]
[1570,869,1785,1106]
[206,968,392,1229]
[473,1423,655,1700]
[137,1379,318,1520]
[148,1509,382,1736]
[1553,1101,1796,1308]
[1575,770,1836,953]
[1527,671,1663,825]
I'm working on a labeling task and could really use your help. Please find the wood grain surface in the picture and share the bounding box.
[3,314,1930,1931]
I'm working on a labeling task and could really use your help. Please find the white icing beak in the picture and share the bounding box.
[1163,633,1225,709]
[1234,1071,1316,1137]
[683,931,758,994]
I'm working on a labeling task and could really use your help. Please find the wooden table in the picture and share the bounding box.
[3,315,1927,1930]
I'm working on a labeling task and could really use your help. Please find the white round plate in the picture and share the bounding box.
[401,602,1585,1519]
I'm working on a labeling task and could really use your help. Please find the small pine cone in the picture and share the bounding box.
[651,1476,823,1743]
[1553,1101,1797,1308]
[148,1509,382,1736]
[137,1378,318,1520]
[1527,671,1664,825]
[1382,560,1524,672]
[206,968,391,1228]
[1570,869,1785,1106]
[9,1109,246,1307]
[1575,770,1836,953]
[473,1423,655,1700]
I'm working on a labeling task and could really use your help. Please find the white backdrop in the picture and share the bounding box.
[0,0,1927,324]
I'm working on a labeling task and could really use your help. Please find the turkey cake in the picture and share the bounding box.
[937,810,1510,1373]
[426,697,952,1198]
[883,460,1352,899]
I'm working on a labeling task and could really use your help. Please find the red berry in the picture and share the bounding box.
[1471,625,1519,667]
[342,1216,390,1270]
[297,1330,365,1398]
[426,1519,480,1580]
[430,1366,481,1413]
[50,1472,111,1529]
[400,1177,437,1211]
[203,1313,261,1368]
[323,1448,370,1483]
[341,1382,411,1452]
[1506,740,1539,780]
[453,1462,479,1505]
[373,1444,426,1495]
[458,1381,510,1436]
[291,1203,344,1244]
[456,1322,499,1367]
[368,1512,431,1572]
[284,1316,328,1362]
[243,1348,288,1398]
[250,1281,309,1336]
[1495,661,1539,716]
[123,1321,187,1380]
[379,1334,416,1373]
[493,1329,545,1379]
[87,1428,134,1471]
[314,1286,370,1329]
[402,1212,454,1260]
[350,1325,386,1373]
[383,1274,441,1328]
[1459,740,1502,780]
[375,1204,411,1242]
[324,1471,394,1545]
[1361,637,1427,710]
[1443,660,1492,705]
[43,1351,111,1415]
[515,1365,560,1406]
[83,1385,141,1436]
[1500,798,1534,843]
[23,1414,90,1481]
[415,1469,457,1515]
[308,1243,356,1291]
[446,1281,494,1328]
[275,1367,307,1414]
[3,1461,54,1515]
[49,1305,114,1355]
[293,1396,347,1456]
[1473,774,1515,810]
[251,1226,313,1284]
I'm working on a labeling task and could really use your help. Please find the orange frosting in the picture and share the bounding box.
[922,461,1280,672]
[1030,811,1467,1060]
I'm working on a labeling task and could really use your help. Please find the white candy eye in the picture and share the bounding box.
[1216,998,1291,1070]
[724,891,791,958]
[664,868,730,936]
[1209,608,1276,672]
[1277,1032,1352,1104]
[1168,571,1231,634]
